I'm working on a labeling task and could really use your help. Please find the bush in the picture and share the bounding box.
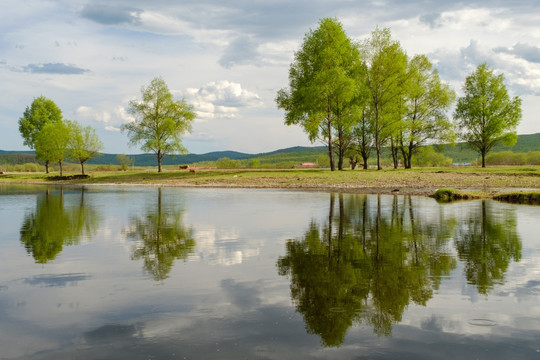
[413,146,452,167]
[216,157,239,169]
[486,151,540,165]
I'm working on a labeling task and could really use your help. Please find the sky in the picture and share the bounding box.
[1,0,539,155]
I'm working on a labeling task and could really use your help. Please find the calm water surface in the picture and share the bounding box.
[0,184,539,359]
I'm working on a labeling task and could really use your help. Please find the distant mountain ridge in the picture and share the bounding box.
[1,133,538,166]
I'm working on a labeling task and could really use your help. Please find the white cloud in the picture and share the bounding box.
[182,80,262,120]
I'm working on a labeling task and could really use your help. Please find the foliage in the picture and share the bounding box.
[276,18,366,171]
[486,151,540,166]
[34,121,72,176]
[116,154,134,171]
[122,77,196,172]
[216,157,240,169]
[18,96,63,150]
[69,121,104,175]
[412,146,453,167]
[454,63,522,167]
[399,55,456,168]
[361,27,408,170]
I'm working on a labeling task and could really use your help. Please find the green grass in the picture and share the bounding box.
[2,166,539,195]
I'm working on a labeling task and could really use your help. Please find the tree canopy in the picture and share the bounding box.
[276,18,367,171]
[18,96,63,173]
[122,77,196,172]
[69,121,104,175]
[454,63,522,167]
[34,120,71,176]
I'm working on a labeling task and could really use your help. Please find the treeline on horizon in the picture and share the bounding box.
[2,132,540,171]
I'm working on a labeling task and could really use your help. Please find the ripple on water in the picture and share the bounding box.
[468,319,497,327]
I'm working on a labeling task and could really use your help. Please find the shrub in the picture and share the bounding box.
[413,146,452,167]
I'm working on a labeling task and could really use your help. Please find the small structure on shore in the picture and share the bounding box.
[294,162,318,169]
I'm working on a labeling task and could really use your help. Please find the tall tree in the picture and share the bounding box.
[69,121,104,175]
[399,55,456,168]
[122,77,196,172]
[361,27,408,170]
[18,96,63,173]
[453,63,522,167]
[34,121,71,176]
[276,18,366,171]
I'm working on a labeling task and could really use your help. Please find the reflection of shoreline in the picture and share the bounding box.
[278,194,522,345]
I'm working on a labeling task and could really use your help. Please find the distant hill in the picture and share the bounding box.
[439,132,540,163]
[1,133,538,166]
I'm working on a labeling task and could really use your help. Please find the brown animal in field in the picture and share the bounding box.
[179,165,188,169]
[189,169,195,173]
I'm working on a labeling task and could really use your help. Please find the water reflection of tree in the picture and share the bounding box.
[125,188,195,282]
[277,194,457,345]
[455,200,521,295]
[20,187,101,264]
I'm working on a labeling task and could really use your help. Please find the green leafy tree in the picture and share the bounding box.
[361,27,408,170]
[276,18,367,171]
[122,77,196,172]
[453,63,522,167]
[116,153,134,171]
[399,55,456,168]
[350,109,374,169]
[34,121,72,176]
[124,188,195,281]
[69,121,104,175]
[18,96,63,173]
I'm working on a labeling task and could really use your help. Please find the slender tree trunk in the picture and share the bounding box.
[80,161,85,175]
[59,161,63,176]
[391,138,399,169]
[327,120,335,171]
[45,161,50,174]
[376,145,382,170]
[481,151,486,168]
[157,150,162,172]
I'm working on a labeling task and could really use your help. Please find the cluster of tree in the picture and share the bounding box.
[277,193,521,345]
[277,18,521,170]
[18,96,104,175]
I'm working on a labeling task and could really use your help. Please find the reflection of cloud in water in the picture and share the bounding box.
[23,273,91,287]
[221,279,263,310]
[193,228,260,266]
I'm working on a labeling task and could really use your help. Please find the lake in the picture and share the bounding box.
[0,184,539,359]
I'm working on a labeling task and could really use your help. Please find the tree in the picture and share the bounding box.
[69,121,104,175]
[399,55,456,168]
[453,63,522,167]
[18,96,63,173]
[34,121,71,176]
[122,77,196,172]
[361,27,408,170]
[276,18,366,171]
[116,154,134,171]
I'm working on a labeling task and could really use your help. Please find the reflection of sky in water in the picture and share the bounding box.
[0,186,539,359]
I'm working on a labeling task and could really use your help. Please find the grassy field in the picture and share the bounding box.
[1,166,539,196]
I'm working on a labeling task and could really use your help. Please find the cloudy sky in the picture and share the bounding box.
[1,1,539,154]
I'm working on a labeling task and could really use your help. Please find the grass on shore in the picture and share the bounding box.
[1,166,539,195]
